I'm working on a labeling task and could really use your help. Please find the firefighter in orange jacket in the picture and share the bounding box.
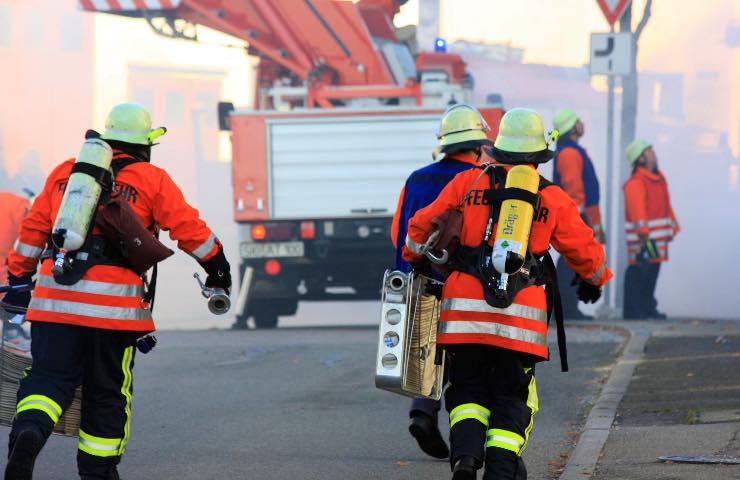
[0,191,30,285]
[2,103,231,480]
[404,109,612,480]
[623,139,678,319]
[552,109,605,319]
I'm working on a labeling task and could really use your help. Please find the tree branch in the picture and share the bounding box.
[634,0,653,41]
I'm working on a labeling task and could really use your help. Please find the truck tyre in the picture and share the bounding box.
[254,313,279,329]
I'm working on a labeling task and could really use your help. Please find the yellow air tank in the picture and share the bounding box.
[51,138,113,273]
[492,165,540,276]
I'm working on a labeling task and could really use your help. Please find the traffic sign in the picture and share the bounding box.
[590,32,632,75]
[595,0,631,26]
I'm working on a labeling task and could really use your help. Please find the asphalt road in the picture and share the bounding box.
[0,305,625,480]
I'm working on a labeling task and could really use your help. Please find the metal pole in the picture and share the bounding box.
[604,65,615,308]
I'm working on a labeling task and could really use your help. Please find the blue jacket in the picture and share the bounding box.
[392,157,478,273]
[554,137,600,207]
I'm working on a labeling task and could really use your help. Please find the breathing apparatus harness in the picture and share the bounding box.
[48,134,160,309]
[446,164,568,371]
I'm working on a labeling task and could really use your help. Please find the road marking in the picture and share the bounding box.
[559,324,651,480]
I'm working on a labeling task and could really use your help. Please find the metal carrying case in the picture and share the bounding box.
[375,270,445,400]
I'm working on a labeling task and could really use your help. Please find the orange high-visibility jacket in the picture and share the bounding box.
[0,192,30,284]
[555,146,603,232]
[403,165,612,359]
[623,166,679,265]
[8,153,221,333]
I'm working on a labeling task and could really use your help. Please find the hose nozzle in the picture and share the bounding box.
[193,273,231,315]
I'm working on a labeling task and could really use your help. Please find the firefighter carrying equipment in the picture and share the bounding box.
[49,136,174,286]
[403,160,612,370]
[626,138,651,166]
[490,108,557,165]
[552,108,579,135]
[437,104,493,154]
[8,154,223,333]
[100,103,167,146]
[51,138,113,276]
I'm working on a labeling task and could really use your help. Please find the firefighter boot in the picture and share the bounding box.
[451,456,479,480]
[78,451,122,480]
[5,425,45,480]
[482,447,527,480]
[409,412,449,459]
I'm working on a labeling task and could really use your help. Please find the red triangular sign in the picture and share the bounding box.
[595,0,632,26]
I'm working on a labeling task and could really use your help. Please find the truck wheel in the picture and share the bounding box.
[254,313,279,329]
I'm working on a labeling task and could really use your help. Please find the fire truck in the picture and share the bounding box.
[81,0,503,328]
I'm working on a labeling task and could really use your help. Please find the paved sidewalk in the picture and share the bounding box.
[592,319,740,480]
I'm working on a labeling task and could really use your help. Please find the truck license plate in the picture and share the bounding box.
[241,241,305,259]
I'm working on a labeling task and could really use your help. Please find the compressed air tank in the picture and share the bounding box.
[492,165,540,275]
[52,138,113,252]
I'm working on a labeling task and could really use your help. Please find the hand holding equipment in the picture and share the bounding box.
[2,273,34,312]
[199,248,232,294]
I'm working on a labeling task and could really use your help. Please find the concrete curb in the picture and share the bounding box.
[559,323,652,479]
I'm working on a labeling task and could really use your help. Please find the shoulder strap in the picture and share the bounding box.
[538,175,554,191]
[541,251,568,372]
[70,162,113,191]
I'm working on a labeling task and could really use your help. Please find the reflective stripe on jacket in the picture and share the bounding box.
[9,154,221,332]
[404,165,612,359]
[623,166,679,265]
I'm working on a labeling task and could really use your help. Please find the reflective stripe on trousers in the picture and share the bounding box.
[486,371,539,456]
[449,403,491,428]
[16,394,63,423]
[78,430,122,458]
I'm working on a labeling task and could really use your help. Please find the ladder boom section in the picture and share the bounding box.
[80,0,399,87]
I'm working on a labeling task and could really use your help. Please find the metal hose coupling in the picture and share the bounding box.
[193,273,231,315]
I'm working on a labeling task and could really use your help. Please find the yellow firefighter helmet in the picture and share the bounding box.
[100,103,167,146]
[492,108,555,164]
[626,138,651,166]
[553,108,579,134]
[437,104,493,154]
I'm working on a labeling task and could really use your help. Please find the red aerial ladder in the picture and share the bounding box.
[82,0,504,328]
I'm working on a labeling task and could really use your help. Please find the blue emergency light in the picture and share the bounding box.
[434,37,447,53]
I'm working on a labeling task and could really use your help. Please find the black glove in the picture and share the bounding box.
[2,273,34,312]
[200,248,232,295]
[574,277,601,303]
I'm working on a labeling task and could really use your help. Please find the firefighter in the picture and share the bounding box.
[623,139,678,319]
[0,191,32,350]
[2,103,231,480]
[0,191,30,285]
[552,108,605,319]
[403,108,612,479]
[391,104,492,459]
